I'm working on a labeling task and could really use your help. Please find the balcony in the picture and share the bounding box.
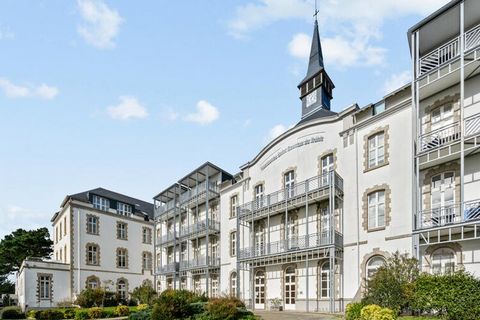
[419,122,461,153]
[238,231,343,261]
[415,200,480,230]
[157,232,176,245]
[155,199,177,216]
[156,262,179,274]
[238,171,343,220]
[179,218,220,238]
[179,256,220,270]
[419,23,480,76]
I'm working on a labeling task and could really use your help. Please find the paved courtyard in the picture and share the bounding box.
[254,311,340,320]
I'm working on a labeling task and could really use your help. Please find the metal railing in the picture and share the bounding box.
[158,232,176,244]
[238,171,343,218]
[419,122,461,152]
[465,114,480,138]
[178,181,218,204]
[156,262,178,274]
[419,23,480,76]
[155,199,176,215]
[179,218,220,236]
[179,256,220,269]
[416,199,480,229]
[238,231,343,260]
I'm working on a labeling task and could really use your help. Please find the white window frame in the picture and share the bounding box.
[284,171,295,198]
[87,245,99,265]
[432,248,456,274]
[117,280,127,300]
[39,275,52,300]
[368,132,385,168]
[321,154,334,185]
[230,272,237,297]
[319,261,330,299]
[368,190,386,229]
[117,202,132,216]
[87,216,98,234]
[255,184,264,209]
[142,252,152,270]
[142,228,151,244]
[366,256,385,280]
[117,222,127,240]
[431,104,454,131]
[117,248,127,268]
[431,172,456,225]
[230,231,236,257]
[230,195,238,218]
[92,195,109,211]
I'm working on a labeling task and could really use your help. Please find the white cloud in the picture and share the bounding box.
[383,70,411,94]
[184,100,220,125]
[266,123,294,142]
[107,96,148,120]
[0,77,59,100]
[232,0,450,66]
[77,0,123,49]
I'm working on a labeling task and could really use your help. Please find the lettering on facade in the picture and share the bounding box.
[260,136,324,170]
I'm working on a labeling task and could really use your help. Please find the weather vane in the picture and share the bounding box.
[313,0,319,20]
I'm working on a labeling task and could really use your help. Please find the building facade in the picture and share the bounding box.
[154,0,480,314]
[16,188,155,310]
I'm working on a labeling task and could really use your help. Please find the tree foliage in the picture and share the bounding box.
[0,228,53,275]
[0,275,15,294]
[131,281,157,305]
[362,251,420,314]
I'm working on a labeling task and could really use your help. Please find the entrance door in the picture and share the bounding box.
[284,266,296,310]
[254,270,266,309]
[431,172,455,226]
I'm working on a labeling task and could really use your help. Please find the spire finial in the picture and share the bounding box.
[313,0,319,21]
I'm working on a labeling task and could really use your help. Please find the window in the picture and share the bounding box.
[230,195,238,218]
[117,202,132,216]
[59,222,62,240]
[431,104,453,131]
[86,276,99,289]
[254,184,264,209]
[230,231,236,257]
[319,261,330,298]
[38,275,52,300]
[117,279,127,300]
[211,276,219,298]
[180,277,187,290]
[60,248,63,261]
[368,132,385,168]
[142,227,152,244]
[193,276,201,294]
[86,244,99,265]
[211,237,218,262]
[368,190,385,229]
[117,222,127,240]
[321,154,334,185]
[373,102,385,115]
[64,216,67,236]
[86,215,99,234]
[254,270,265,306]
[142,252,152,271]
[432,248,455,274]
[167,278,173,290]
[64,245,67,263]
[431,172,455,226]
[117,248,127,268]
[284,171,295,198]
[366,256,385,280]
[230,272,237,297]
[92,195,109,211]
[254,221,266,256]
[180,243,186,262]
[284,267,296,306]
[55,226,58,243]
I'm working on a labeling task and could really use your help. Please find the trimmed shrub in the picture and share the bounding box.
[136,304,148,312]
[101,310,115,319]
[1,307,25,320]
[87,308,103,319]
[205,297,246,320]
[114,306,130,317]
[128,310,151,320]
[37,310,64,320]
[27,310,41,319]
[190,302,207,315]
[152,289,205,320]
[75,288,105,308]
[74,310,89,320]
[346,302,365,320]
[360,305,396,320]
[63,309,76,319]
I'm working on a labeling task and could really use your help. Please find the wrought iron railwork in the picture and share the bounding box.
[415,199,480,230]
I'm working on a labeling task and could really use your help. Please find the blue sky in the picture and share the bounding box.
[0,0,450,238]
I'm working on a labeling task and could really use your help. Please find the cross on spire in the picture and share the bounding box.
[313,0,319,21]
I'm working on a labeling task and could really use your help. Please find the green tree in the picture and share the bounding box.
[0,275,15,294]
[131,280,157,305]
[362,251,420,314]
[0,228,53,276]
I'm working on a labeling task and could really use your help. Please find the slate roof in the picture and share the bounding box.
[297,107,337,126]
[298,19,324,87]
[58,187,154,220]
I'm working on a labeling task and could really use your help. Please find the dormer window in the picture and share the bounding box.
[92,195,109,211]
[373,102,385,115]
[117,202,132,216]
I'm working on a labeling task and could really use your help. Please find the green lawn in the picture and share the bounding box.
[55,306,138,312]
[400,317,439,320]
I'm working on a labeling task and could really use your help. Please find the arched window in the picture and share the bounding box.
[86,275,100,289]
[366,256,385,280]
[117,279,127,300]
[319,261,330,298]
[432,248,455,274]
[230,272,237,297]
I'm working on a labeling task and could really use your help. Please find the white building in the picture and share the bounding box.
[154,0,480,314]
[16,188,155,310]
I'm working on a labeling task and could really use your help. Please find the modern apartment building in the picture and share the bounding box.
[16,188,155,310]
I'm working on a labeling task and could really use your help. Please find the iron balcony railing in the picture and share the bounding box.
[416,199,480,230]
[238,171,343,218]
[155,199,176,215]
[179,218,220,237]
[419,122,461,153]
[178,181,218,204]
[179,256,220,270]
[238,231,343,260]
[465,114,480,138]
[419,23,480,76]
[157,232,176,244]
[156,262,178,274]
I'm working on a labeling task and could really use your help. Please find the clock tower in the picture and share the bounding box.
[297,18,334,119]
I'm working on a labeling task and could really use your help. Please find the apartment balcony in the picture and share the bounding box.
[179,256,220,271]
[415,200,480,230]
[238,171,343,221]
[179,218,220,238]
[417,114,480,169]
[155,200,177,216]
[178,181,219,207]
[157,232,176,245]
[156,262,179,275]
[238,231,343,263]
[416,23,480,99]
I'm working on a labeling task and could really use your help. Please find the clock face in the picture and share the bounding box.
[306,90,317,107]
